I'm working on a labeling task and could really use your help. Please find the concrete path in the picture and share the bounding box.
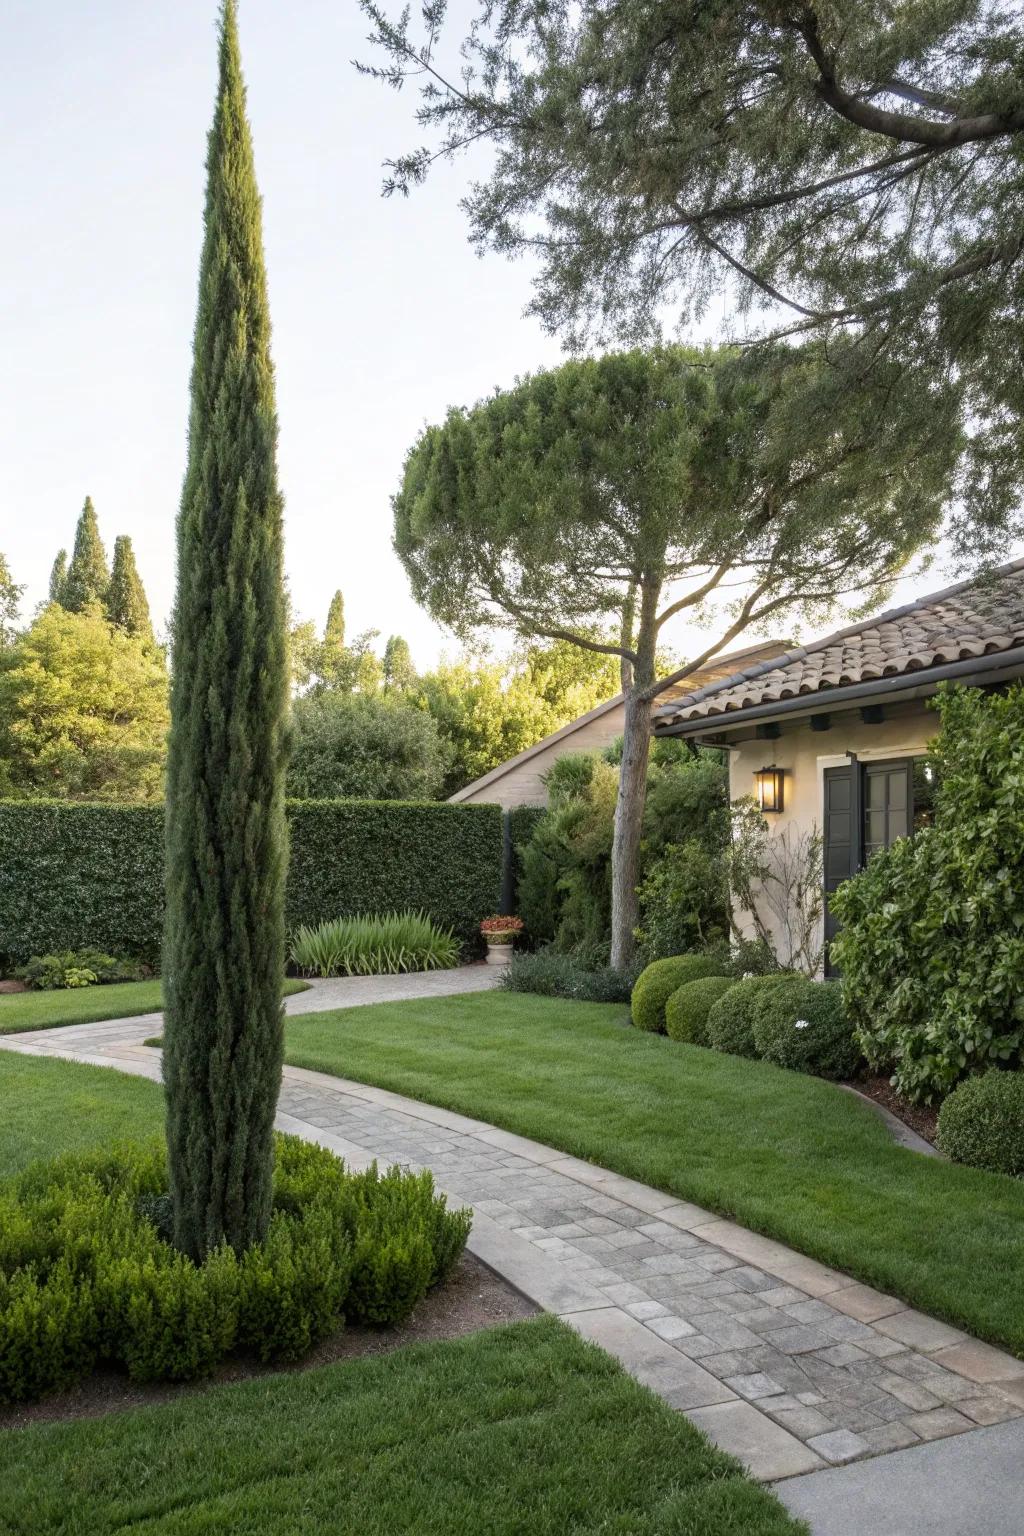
[3,969,1024,1517]
[778,1416,1024,1534]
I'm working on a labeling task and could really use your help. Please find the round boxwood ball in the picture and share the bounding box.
[751,976,861,1080]
[630,954,726,1034]
[704,978,764,1057]
[665,975,735,1046]
[937,1071,1024,1177]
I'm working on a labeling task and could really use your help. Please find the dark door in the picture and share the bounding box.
[824,758,914,974]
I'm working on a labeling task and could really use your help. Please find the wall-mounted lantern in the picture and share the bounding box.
[754,765,785,814]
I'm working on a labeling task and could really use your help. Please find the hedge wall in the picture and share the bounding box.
[0,799,504,967]
[506,805,546,905]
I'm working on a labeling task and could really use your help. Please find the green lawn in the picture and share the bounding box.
[0,1316,801,1536]
[0,1053,160,1176]
[283,991,1024,1357]
[0,1051,800,1535]
[0,977,308,1035]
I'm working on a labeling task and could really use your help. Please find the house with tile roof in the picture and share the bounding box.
[449,638,790,809]
[654,560,1024,971]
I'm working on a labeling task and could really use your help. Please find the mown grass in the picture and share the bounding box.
[0,1053,160,1176]
[0,977,308,1035]
[283,991,1024,1356]
[0,1317,803,1536]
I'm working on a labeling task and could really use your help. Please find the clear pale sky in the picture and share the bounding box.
[1,1,1007,671]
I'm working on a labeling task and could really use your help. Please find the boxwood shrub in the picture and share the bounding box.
[631,954,726,1034]
[0,799,504,967]
[937,1071,1024,1178]
[0,1135,470,1404]
[664,976,735,1046]
[750,977,861,1080]
[704,975,792,1059]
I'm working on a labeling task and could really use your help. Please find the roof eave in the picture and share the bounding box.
[656,645,1024,738]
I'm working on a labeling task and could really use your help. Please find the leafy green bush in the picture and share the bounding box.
[664,976,735,1045]
[833,686,1024,1101]
[0,1136,470,1404]
[0,799,504,964]
[631,954,727,1033]
[705,977,780,1058]
[515,748,729,963]
[15,950,147,990]
[937,1072,1024,1177]
[500,948,637,1003]
[750,977,861,1080]
[289,911,461,977]
[287,693,448,801]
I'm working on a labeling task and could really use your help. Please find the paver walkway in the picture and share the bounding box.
[3,969,1023,1491]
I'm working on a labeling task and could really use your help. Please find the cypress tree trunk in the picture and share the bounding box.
[164,0,289,1261]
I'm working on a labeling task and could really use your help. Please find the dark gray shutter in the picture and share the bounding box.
[823,764,858,975]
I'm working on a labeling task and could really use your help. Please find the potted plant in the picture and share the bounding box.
[480,915,523,965]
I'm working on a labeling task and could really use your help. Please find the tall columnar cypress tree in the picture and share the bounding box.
[48,550,68,605]
[324,589,345,653]
[63,497,110,612]
[107,535,154,643]
[164,0,289,1261]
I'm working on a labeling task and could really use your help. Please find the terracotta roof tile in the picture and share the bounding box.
[655,560,1024,729]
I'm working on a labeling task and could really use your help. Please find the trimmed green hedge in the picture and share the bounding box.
[0,800,503,967]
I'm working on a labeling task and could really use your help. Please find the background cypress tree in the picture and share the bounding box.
[48,550,68,606]
[107,534,154,643]
[63,497,110,613]
[383,633,415,692]
[164,0,289,1261]
[324,589,345,653]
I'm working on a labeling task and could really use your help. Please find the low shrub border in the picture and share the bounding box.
[500,949,637,1003]
[631,955,726,1034]
[664,976,735,1045]
[0,1134,470,1404]
[751,977,861,1080]
[937,1071,1024,1177]
[0,799,504,967]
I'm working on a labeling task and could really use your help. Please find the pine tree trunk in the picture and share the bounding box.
[163,1,289,1262]
[610,686,653,970]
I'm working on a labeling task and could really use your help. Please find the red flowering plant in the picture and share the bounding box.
[479,915,524,945]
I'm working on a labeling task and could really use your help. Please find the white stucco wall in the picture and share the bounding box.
[726,702,938,968]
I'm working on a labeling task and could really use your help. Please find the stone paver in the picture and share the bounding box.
[3,973,1023,1488]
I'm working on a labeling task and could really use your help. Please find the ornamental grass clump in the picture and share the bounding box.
[0,1136,470,1405]
[289,911,461,977]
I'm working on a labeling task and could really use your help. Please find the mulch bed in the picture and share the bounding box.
[850,1074,939,1145]
[0,1252,537,1434]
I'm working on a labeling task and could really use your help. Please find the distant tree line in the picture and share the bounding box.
[287,590,620,800]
